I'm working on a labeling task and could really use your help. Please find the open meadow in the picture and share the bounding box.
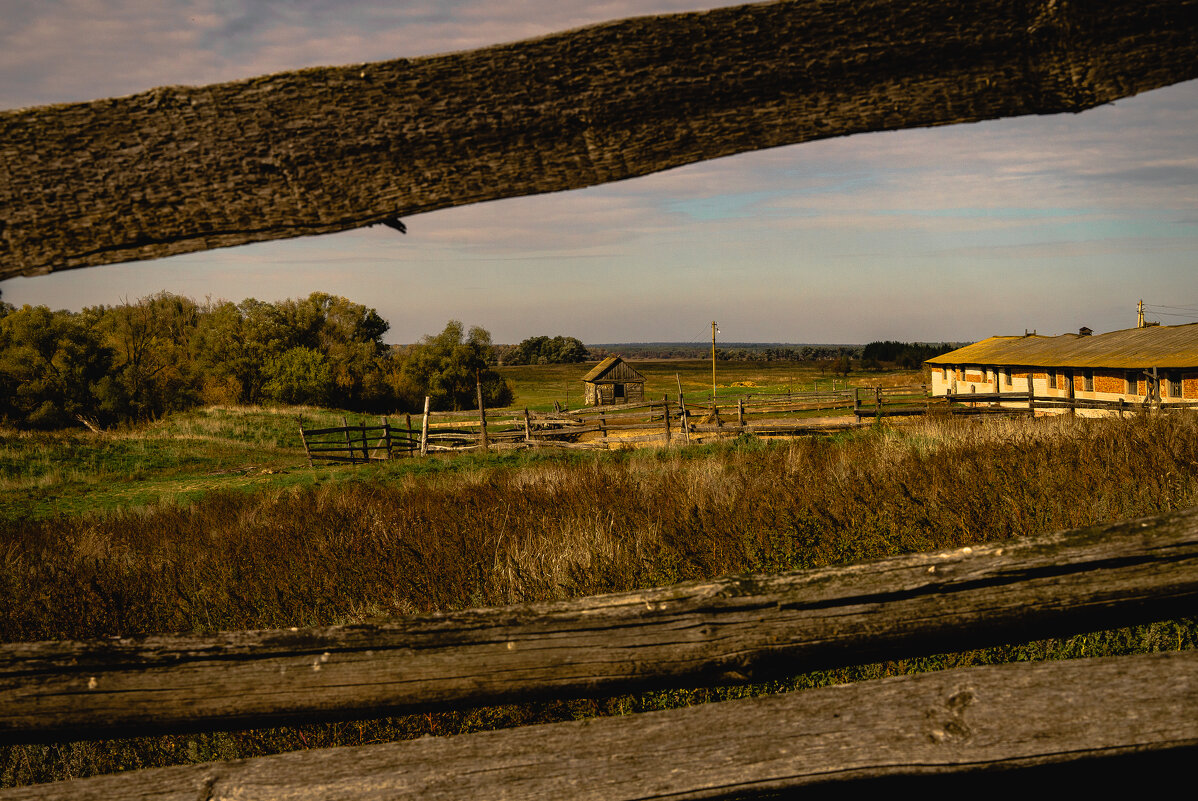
[2,400,1197,786]
[499,359,924,411]
[0,362,916,522]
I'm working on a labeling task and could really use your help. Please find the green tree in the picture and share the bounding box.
[91,293,202,420]
[200,292,394,409]
[262,346,335,406]
[507,335,589,365]
[0,305,112,429]
[395,321,514,411]
[192,298,292,405]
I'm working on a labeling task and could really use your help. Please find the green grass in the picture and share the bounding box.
[0,363,932,523]
[0,406,399,522]
[500,360,925,411]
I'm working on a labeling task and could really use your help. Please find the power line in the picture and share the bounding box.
[1151,310,1198,319]
[1144,303,1198,312]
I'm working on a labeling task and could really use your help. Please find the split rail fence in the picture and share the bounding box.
[298,384,1198,463]
[2,507,1197,797]
[859,389,1198,421]
[297,387,895,463]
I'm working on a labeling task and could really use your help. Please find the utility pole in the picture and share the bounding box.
[711,320,719,400]
[1138,299,1145,328]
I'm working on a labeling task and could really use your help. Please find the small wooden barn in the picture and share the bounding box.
[582,356,646,406]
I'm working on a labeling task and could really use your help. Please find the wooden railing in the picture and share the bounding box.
[3,507,1197,797]
[299,386,1198,464]
[298,389,883,463]
[855,390,1198,421]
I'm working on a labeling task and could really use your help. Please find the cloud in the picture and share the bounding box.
[0,0,735,108]
[3,2,1197,344]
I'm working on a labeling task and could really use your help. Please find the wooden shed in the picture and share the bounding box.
[582,356,646,406]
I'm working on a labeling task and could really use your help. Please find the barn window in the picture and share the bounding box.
[1083,370,1094,392]
[1048,370,1057,390]
[1168,371,1182,397]
[614,383,625,399]
[1126,371,1138,394]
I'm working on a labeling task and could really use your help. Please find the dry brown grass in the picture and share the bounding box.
[3,412,1198,786]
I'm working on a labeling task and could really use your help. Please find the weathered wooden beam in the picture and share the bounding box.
[2,506,1197,743]
[3,0,1198,279]
[5,650,1197,800]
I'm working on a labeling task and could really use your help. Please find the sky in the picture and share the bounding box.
[1,1,1196,346]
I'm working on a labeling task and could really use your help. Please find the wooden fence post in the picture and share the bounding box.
[381,416,391,461]
[854,388,861,419]
[874,387,882,423]
[737,396,745,429]
[420,396,431,456]
[663,398,672,445]
[677,374,691,444]
[341,415,356,465]
[297,416,313,468]
[599,410,607,438]
[1028,373,1036,417]
[1068,374,1076,418]
[524,408,533,443]
[476,377,489,453]
[405,413,413,457]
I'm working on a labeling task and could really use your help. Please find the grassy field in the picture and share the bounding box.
[499,359,925,411]
[0,406,381,522]
[3,409,1198,786]
[0,362,920,522]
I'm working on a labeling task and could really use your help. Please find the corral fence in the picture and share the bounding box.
[2,507,1196,797]
[855,387,1198,422]
[298,386,892,463]
[299,384,1198,463]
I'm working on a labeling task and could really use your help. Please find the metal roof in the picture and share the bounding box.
[926,322,1198,369]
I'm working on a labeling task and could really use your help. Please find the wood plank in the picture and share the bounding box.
[5,650,1196,800]
[302,425,388,437]
[4,1,1197,278]
[2,508,1197,742]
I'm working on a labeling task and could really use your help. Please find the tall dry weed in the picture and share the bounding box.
[3,413,1198,786]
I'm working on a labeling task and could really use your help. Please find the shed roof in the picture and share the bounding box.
[581,355,646,383]
[926,322,1198,369]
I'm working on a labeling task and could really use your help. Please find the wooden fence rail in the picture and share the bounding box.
[3,506,1196,745]
[5,649,1194,800]
[300,385,1198,463]
[856,391,1198,421]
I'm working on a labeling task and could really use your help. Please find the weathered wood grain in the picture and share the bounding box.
[4,650,1196,800]
[3,0,1197,278]
[3,506,1197,742]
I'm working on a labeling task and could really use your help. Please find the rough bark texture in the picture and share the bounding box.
[4,650,1196,800]
[2,0,1197,279]
[2,506,1196,743]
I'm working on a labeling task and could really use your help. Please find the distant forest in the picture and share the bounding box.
[590,343,862,361]
[589,341,960,365]
[0,287,961,430]
[0,292,512,430]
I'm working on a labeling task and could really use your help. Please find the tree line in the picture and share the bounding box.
[859,340,960,369]
[0,292,513,430]
[496,335,589,365]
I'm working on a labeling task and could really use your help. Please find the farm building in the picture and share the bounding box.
[926,322,1198,411]
[582,356,646,406]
